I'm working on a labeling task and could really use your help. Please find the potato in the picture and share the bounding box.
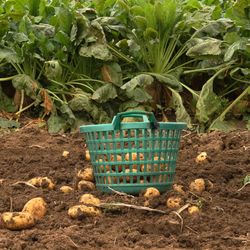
[0,212,35,230]
[60,186,74,194]
[97,159,110,172]
[77,168,94,182]
[28,177,55,190]
[195,152,208,164]
[188,206,200,216]
[79,194,101,206]
[22,197,47,221]
[68,205,101,218]
[110,155,123,172]
[189,178,205,194]
[166,197,183,209]
[62,150,69,157]
[103,171,117,184]
[85,150,91,161]
[120,169,137,183]
[125,152,144,161]
[77,180,95,191]
[173,184,186,195]
[144,187,160,199]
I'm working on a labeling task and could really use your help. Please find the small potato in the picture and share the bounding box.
[144,187,160,199]
[166,196,183,209]
[0,212,35,230]
[79,194,101,206]
[22,197,47,221]
[77,168,94,182]
[120,169,137,183]
[189,178,205,194]
[68,205,101,218]
[103,171,117,184]
[78,180,95,191]
[173,184,186,195]
[188,205,200,216]
[28,177,55,190]
[62,150,69,157]
[110,155,123,172]
[85,150,91,161]
[97,159,110,173]
[195,152,208,164]
[125,152,144,161]
[60,186,74,194]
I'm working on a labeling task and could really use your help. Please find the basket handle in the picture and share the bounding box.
[112,110,159,130]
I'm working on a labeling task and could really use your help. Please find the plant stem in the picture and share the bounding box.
[15,101,36,115]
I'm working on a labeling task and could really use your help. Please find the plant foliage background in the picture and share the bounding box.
[0,0,249,132]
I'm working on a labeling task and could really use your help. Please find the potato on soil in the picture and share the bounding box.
[0,212,35,230]
[77,168,94,182]
[60,186,74,194]
[195,152,208,164]
[68,205,101,218]
[78,180,95,191]
[173,184,186,195]
[79,194,101,206]
[62,150,69,157]
[28,177,55,190]
[144,187,160,199]
[188,205,200,216]
[85,150,91,161]
[166,197,183,209]
[189,178,205,194]
[22,197,47,221]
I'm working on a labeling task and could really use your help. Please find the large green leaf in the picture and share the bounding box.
[92,83,117,103]
[12,74,40,100]
[186,38,222,57]
[152,73,182,91]
[79,43,112,60]
[224,38,248,62]
[121,74,154,92]
[47,113,67,134]
[169,88,192,128]
[209,119,239,132]
[69,90,110,123]
[196,72,224,123]
[0,46,20,63]
[0,118,20,129]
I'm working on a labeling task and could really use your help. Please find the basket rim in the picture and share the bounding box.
[80,121,186,133]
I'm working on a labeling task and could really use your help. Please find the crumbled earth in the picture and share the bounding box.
[0,124,249,250]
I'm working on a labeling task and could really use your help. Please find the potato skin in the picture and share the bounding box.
[22,197,47,221]
[0,212,35,230]
[60,186,74,193]
[79,194,101,206]
[77,180,95,191]
[189,178,205,194]
[28,177,55,190]
[166,197,183,209]
[77,168,94,182]
[144,187,160,198]
[68,205,101,218]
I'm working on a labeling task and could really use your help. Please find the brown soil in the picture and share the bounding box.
[0,124,249,250]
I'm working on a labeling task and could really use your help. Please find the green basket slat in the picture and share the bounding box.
[80,111,186,194]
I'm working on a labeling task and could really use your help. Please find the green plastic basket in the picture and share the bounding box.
[80,111,186,194]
